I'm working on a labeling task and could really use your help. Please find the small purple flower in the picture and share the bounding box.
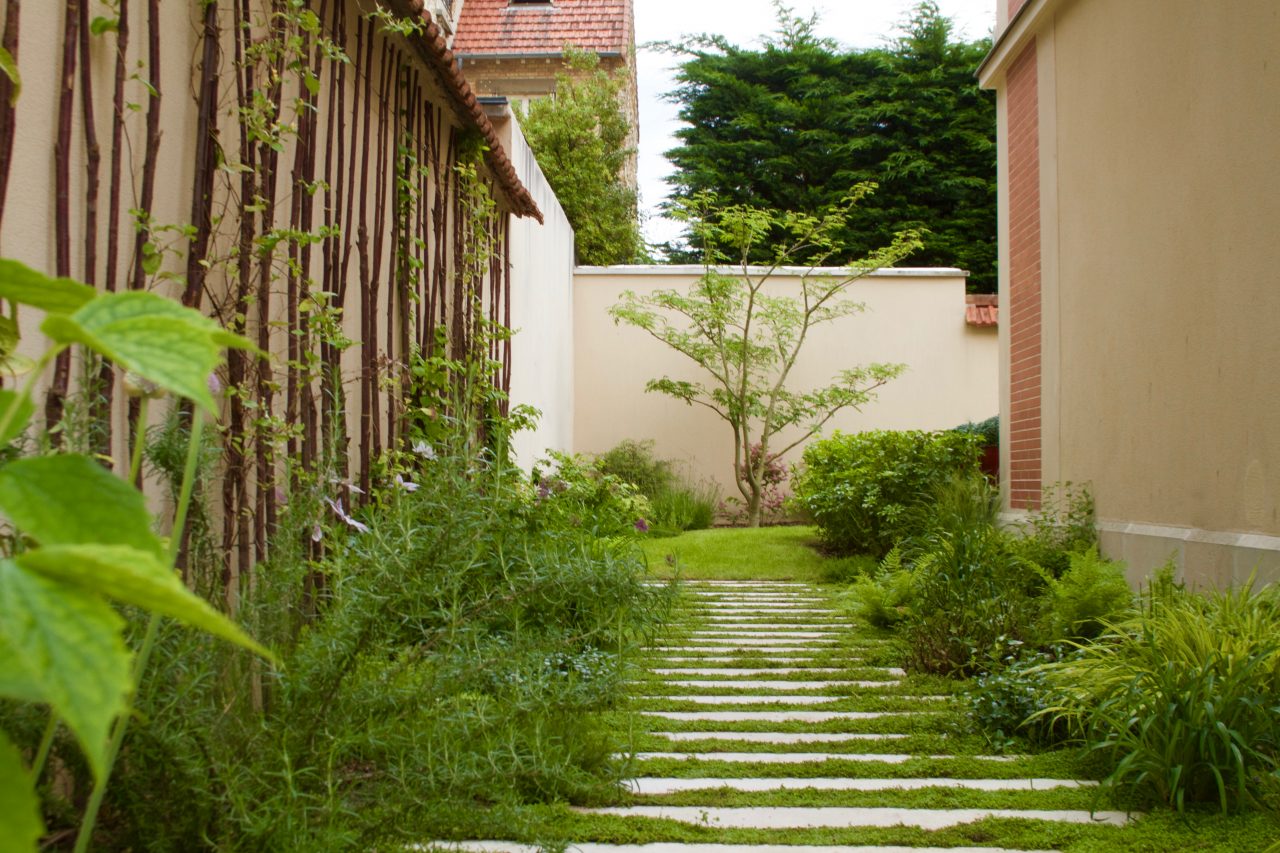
[311,523,324,543]
[207,372,223,397]
[324,497,369,534]
[634,518,650,533]
[394,473,419,493]
[412,440,437,460]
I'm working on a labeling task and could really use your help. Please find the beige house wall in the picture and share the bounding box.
[981,0,1280,585]
[574,267,997,494]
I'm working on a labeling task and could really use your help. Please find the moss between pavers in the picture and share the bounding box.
[398,803,1280,853]
[630,732,985,755]
[625,784,1112,811]
[624,753,1088,780]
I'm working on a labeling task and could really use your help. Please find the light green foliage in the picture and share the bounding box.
[42,290,257,413]
[595,439,718,533]
[531,451,652,537]
[595,439,674,501]
[792,429,983,555]
[1009,482,1097,577]
[612,193,920,527]
[842,548,914,627]
[0,560,130,780]
[0,259,268,849]
[1039,548,1133,642]
[90,449,673,849]
[0,733,42,849]
[517,48,642,265]
[1037,572,1280,812]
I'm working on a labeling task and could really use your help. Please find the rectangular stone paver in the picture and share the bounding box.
[650,731,908,743]
[628,777,1098,794]
[651,680,898,690]
[629,752,1020,764]
[425,844,1059,853]
[579,806,1133,829]
[639,710,903,722]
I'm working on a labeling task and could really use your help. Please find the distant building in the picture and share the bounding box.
[452,0,639,187]
[979,0,1280,586]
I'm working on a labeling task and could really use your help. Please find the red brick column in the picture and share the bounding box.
[1006,41,1042,509]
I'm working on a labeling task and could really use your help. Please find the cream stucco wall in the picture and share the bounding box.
[496,108,576,467]
[982,0,1280,585]
[574,267,998,493]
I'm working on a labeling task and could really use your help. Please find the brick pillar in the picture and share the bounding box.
[1006,41,1042,509]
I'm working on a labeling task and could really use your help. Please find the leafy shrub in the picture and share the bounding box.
[899,474,1049,677]
[791,429,983,556]
[595,439,674,501]
[74,451,674,850]
[1038,547,1133,642]
[951,415,998,446]
[531,451,652,537]
[1008,482,1097,577]
[967,647,1075,749]
[1037,569,1280,813]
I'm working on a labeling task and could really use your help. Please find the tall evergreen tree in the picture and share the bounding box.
[662,2,996,291]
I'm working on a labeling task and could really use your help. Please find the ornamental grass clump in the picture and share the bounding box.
[1035,568,1280,813]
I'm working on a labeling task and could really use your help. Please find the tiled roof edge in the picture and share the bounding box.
[383,0,544,223]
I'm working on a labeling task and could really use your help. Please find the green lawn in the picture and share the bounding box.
[638,525,874,582]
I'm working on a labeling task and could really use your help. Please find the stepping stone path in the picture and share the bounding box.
[431,580,1135,852]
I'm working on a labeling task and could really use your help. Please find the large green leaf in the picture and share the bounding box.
[0,561,131,780]
[43,313,222,412]
[0,389,33,445]
[0,259,95,313]
[0,732,43,853]
[59,291,257,353]
[18,544,273,660]
[0,454,163,558]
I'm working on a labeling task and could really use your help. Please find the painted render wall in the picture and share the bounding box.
[573,267,998,493]
[493,107,577,466]
[982,0,1280,585]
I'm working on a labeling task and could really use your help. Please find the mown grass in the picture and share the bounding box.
[639,525,843,581]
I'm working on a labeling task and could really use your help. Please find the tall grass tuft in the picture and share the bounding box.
[1036,569,1280,813]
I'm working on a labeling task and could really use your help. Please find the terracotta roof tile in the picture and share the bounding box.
[453,0,632,56]
[966,293,998,327]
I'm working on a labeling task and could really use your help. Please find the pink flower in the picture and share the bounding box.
[324,497,369,534]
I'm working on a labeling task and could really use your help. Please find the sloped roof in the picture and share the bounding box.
[384,0,543,221]
[966,294,998,327]
[453,0,632,56]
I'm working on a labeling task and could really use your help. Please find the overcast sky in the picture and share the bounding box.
[634,0,998,248]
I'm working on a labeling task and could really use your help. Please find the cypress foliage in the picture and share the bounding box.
[662,2,996,291]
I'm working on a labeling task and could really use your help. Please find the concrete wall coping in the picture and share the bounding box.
[575,265,969,278]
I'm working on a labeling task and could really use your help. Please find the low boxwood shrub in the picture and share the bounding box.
[1037,568,1280,813]
[791,429,983,556]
